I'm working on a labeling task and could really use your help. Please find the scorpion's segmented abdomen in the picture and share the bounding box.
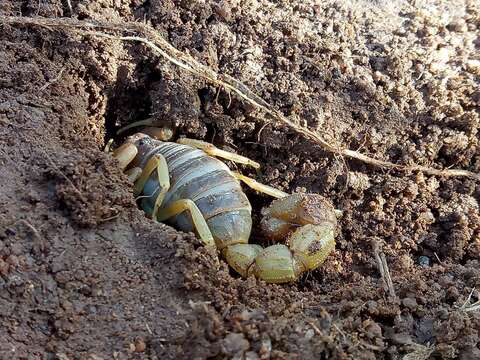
[135,139,253,246]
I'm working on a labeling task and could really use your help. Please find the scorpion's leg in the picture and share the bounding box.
[233,172,288,199]
[134,154,170,221]
[112,142,138,170]
[156,199,215,247]
[177,138,260,169]
[141,126,174,141]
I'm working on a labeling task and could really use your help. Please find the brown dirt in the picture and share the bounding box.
[1,0,480,359]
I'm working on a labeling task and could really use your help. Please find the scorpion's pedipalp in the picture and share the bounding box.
[116,118,157,135]
[233,172,289,199]
[177,138,261,169]
[156,199,215,247]
[113,142,138,170]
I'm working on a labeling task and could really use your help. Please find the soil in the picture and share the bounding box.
[1,0,480,359]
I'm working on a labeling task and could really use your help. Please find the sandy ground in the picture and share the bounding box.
[1,0,480,359]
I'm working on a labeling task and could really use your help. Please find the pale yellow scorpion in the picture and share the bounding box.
[112,127,337,283]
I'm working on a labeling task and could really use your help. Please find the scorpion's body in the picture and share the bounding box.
[135,136,253,247]
[114,132,337,283]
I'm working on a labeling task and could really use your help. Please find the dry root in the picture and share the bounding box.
[2,15,480,181]
[372,240,396,300]
[459,288,480,313]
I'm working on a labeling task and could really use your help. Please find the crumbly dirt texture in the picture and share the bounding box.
[1,0,480,359]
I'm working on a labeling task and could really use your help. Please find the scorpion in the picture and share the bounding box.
[112,127,337,283]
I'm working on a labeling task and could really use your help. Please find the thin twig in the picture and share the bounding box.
[460,288,480,313]
[2,15,480,181]
[332,323,346,342]
[65,0,72,15]
[15,219,46,254]
[307,320,322,335]
[463,301,480,313]
[39,67,65,91]
[461,288,475,309]
[15,219,41,240]
[372,240,396,300]
[98,214,119,223]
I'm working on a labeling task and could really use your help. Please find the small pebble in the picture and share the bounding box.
[245,351,260,360]
[418,256,430,267]
[363,320,382,339]
[402,297,417,309]
[259,338,272,358]
[222,333,250,356]
[448,19,468,32]
[0,259,9,276]
[437,308,449,320]
[135,338,146,352]
[6,255,19,267]
[390,333,412,345]
[304,329,315,340]
[87,355,104,360]
[466,60,480,75]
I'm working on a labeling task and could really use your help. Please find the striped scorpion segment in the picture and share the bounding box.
[132,135,253,249]
[114,132,337,283]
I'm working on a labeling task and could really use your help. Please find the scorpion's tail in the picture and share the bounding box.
[223,194,337,283]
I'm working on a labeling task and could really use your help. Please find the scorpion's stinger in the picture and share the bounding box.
[289,224,336,271]
[177,138,261,169]
[156,199,215,247]
[233,172,289,199]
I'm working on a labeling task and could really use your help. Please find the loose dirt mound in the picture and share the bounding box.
[1,0,479,359]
